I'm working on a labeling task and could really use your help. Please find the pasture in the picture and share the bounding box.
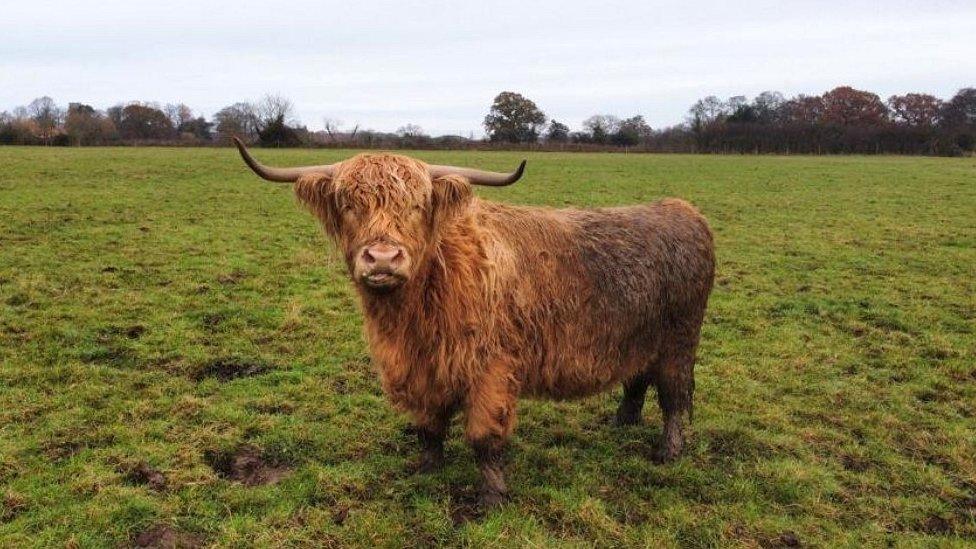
[0,147,973,547]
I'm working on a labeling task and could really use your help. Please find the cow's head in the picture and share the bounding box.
[233,138,525,294]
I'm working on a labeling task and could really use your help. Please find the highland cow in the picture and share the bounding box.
[233,138,715,506]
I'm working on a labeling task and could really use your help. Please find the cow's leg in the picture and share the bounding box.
[615,370,654,426]
[413,406,454,474]
[465,362,518,507]
[653,340,697,464]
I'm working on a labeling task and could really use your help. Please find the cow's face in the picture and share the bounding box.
[296,154,472,294]
[232,140,524,294]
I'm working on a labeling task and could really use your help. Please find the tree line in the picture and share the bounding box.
[484,87,976,156]
[1,86,974,155]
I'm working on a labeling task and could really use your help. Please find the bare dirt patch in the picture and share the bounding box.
[204,445,290,486]
[2,492,27,523]
[760,531,801,548]
[120,461,167,491]
[191,358,270,382]
[98,324,146,340]
[41,432,116,461]
[332,505,350,526]
[448,486,484,526]
[133,525,203,548]
[217,270,246,285]
[42,440,85,461]
[919,515,952,535]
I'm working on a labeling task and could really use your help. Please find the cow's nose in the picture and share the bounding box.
[362,243,404,269]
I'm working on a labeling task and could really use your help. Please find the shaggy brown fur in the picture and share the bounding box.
[291,153,715,505]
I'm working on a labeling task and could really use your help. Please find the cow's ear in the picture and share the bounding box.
[431,175,473,226]
[294,173,340,235]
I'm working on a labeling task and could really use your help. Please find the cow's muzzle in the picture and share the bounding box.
[355,242,410,292]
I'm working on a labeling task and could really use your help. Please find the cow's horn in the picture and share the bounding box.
[427,160,527,186]
[233,137,337,182]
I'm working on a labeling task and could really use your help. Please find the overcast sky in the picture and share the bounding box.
[2,0,974,136]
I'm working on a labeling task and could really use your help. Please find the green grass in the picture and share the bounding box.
[1,147,974,547]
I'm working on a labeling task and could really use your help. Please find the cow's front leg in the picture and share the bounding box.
[413,406,454,474]
[465,362,518,507]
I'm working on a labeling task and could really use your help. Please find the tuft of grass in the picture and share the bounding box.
[1,147,974,546]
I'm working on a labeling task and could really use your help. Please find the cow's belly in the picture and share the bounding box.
[516,323,660,400]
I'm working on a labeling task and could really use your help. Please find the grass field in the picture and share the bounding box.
[0,147,974,547]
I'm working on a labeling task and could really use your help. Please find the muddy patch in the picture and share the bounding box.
[332,505,350,526]
[97,324,146,341]
[204,445,290,486]
[217,270,247,285]
[200,313,224,330]
[448,486,484,526]
[840,454,871,473]
[133,525,203,548]
[120,461,167,491]
[42,440,86,461]
[41,433,115,461]
[191,358,271,382]
[1,492,27,523]
[919,514,953,535]
[124,325,146,339]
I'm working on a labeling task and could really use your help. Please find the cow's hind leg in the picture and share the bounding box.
[615,370,654,426]
[653,336,698,464]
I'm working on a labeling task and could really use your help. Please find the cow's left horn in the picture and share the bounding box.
[427,160,526,187]
[233,137,337,182]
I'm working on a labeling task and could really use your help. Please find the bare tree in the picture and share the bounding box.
[782,94,825,124]
[27,96,64,144]
[214,102,259,142]
[321,117,359,143]
[725,96,748,113]
[164,103,194,131]
[258,94,295,128]
[396,124,426,138]
[250,95,304,147]
[753,91,786,123]
[323,117,342,142]
[582,115,621,143]
[688,96,725,126]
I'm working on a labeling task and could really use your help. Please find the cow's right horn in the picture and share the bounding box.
[233,137,337,183]
[427,160,527,186]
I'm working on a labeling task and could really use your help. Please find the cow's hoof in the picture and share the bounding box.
[652,447,677,464]
[653,439,683,464]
